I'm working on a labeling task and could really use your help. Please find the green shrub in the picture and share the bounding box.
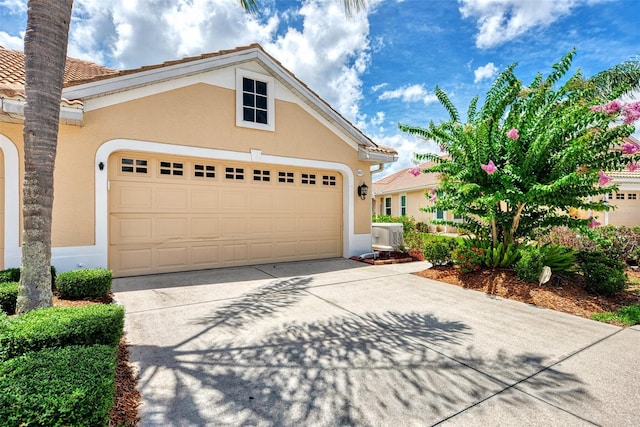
[56,268,112,299]
[0,282,18,315]
[452,245,485,273]
[577,251,627,296]
[514,246,545,283]
[592,304,640,326]
[0,266,57,290]
[415,222,430,233]
[0,344,116,427]
[0,304,124,362]
[539,244,577,275]
[423,239,457,265]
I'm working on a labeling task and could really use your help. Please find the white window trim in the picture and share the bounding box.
[384,197,392,215]
[400,193,407,216]
[236,68,275,132]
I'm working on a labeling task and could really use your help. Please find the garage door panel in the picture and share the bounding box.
[191,217,221,238]
[156,246,189,268]
[109,153,342,276]
[111,183,153,211]
[110,216,153,244]
[157,187,189,210]
[191,245,221,265]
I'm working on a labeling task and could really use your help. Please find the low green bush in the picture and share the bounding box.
[0,304,124,362]
[0,266,57,290]
[539,244,577,275]
[0,281,18,315]
[0,344,116,427]
[514,246,545,283]
[423,239,457,265]
[577,250,627,296]
[56,268,112,299]
[592,304,640,326]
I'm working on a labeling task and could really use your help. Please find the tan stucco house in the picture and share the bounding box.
[372,162,460,232]
[0,44,397,277]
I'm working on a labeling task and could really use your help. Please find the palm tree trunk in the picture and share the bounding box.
[16,0,74,313]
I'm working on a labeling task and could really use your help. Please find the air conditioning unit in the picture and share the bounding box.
[371,223,404,252]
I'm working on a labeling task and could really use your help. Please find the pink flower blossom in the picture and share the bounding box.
[590,105,603,112]
[589,219,601,230]
[627,161,640,172]
[598,170,612,186]
[428,188,437,202]
[439,144,445,152]
[409,166,421,177]
[621,141,640,154]
[506,128,519,140]
[481,160,497,175]
[622,101,640,124]
[604,100,623,114]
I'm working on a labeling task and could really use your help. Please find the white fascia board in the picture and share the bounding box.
[1,98,83,125]
[62,49,261,101]
[358,147,398,163]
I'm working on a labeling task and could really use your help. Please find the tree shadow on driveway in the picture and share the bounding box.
[126,276,591,426]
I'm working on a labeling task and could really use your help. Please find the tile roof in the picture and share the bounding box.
[0,45,116,98]
[373,162,441,194]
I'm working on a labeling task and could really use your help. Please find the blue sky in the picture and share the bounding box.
[1,0,639,175]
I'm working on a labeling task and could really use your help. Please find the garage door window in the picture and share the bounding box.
[194,164,215,179]
[159,161,184,176]
[302,173,316,185]
[225,167,245,180]
[121,158,147,174]
[253,169,271,182]
[278,171,294,183]
[322,175,336,186]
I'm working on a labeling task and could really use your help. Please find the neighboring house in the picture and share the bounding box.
[0,44,397,277]
[373,137,640,232]
[372,162,460,232]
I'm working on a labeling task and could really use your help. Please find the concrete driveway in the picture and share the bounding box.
[113,258,640,426]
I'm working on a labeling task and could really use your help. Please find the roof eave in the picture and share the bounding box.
[1,97,84,126]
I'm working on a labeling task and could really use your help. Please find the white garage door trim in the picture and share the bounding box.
[94,138,366,271]
[0,134,20,269]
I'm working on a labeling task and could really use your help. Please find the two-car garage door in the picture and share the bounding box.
[108,152,343,277]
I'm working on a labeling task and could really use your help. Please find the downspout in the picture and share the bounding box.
[370,163,385,175]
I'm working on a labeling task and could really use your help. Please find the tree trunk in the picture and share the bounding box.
[16,0,74,314]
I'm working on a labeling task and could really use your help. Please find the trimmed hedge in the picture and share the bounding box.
[0,304,124,362]
[577,250,627,296]
[0,344,116,427]
[0,266,57,289]
[56,268,112,299]
[0,281,18,314]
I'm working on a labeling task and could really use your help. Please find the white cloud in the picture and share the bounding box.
[0,30,22,49]
[0,0,26,13]
[378,84,438,104]
[459,0,578,49]
[370,131,441,176]
[371,82,388,92]
[474,62,498,83]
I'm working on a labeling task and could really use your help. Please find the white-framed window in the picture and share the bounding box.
[435,209,445,220]
[400,194,407,216]
[236,69,275,131]
[384,197,392,215]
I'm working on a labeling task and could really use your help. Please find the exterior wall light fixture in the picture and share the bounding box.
[357,183,368,200]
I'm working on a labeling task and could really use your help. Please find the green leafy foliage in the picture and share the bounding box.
[423,238,458,265]
[577,250,627,296]
[56,268,112,299]
[0,344,116,427]
[514,246,545,283]
[400,51,640,246]
[0,282,18,315]
[539,244,577,275]
[0,304,124,362]
[0,266,56,289]
[372,214,417,233]
[452,245,486,273]
[592,304,640,325]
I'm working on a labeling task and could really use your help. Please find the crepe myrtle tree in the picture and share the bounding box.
[399,50,640,247]
[16,0,369,313]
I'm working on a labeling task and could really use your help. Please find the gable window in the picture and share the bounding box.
[384,197,391,215]
[236,69,275,131]
[400,195,407,216]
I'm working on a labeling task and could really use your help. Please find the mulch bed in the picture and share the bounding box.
[415,266,640,322]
